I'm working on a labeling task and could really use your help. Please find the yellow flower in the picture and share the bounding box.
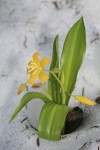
[27,52,50,85]
[17,83,26,95]
[74,95,96,106]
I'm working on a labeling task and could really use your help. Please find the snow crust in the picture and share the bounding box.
[0,0,100,149]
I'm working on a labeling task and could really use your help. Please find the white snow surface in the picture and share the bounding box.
[0,0,100,150]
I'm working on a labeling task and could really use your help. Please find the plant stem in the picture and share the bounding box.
[41,84,52,101]
[46,70,66,104]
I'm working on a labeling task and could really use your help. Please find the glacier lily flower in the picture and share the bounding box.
[74,95,96,106]
[27,52,50,85]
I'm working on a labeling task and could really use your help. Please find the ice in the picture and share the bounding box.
[0,0,100,149]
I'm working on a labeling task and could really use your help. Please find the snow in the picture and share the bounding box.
[0,0,100,149]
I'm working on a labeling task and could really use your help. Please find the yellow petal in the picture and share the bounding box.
[27,66,37,74]
[39,71,49,82]
[32,52,40,64]
[17,83,26,95]
[40,58,50,68]
[28,71,39,85]
[74,95,96,106]
[28,60,37,66]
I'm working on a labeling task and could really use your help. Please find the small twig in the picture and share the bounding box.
[78,143,87,150]
[90,125,99,129]
[78,141,91,150]
[61,135,67,139]
[90,37,99,43]
[30,124,38,131]
[21,124,29,132]
[36,137,40,147]
[90,33,99,43]
[52,1,59,10]
[21,117,28,123]
[23,36,28,48]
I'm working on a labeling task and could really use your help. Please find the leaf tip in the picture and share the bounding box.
[56,34,59,38]
[55,34,59,43]
[9,118,12,124]
[80,16,83,20]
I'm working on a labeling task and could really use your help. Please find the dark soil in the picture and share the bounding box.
[64,107,83,134]
[95,97,100,104]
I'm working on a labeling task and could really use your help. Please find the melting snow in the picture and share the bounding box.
[0,0,100,149]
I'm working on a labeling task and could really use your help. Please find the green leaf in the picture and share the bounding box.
[9,92,50,123]
[48,35,60,103]
[60,17,86,104]
[38,102,70,141]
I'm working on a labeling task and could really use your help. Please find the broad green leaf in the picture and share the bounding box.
[9,92,51,123]
[48,35,60,103]
[60,17,86,104]
[38,102,70,141]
